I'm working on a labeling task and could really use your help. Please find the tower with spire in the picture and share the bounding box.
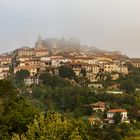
[34,34,44,50]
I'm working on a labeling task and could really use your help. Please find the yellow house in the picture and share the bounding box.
[15,47,35,57]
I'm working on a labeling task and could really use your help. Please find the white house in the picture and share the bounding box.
[106,109,129,123]
[24,76,40,86]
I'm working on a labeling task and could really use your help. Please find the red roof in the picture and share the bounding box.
[92,102,105,106]
[108,109,127,113]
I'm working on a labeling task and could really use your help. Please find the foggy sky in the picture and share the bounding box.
[0,0,140,57]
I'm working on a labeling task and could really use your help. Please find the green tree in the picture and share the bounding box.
[12,112,90,140]
[113,112,122,124]
[0,96,39,139]
[16,69,30,81]
[39,72,70,88]
[0,79,16,97]
[59,65,76,79]
[120,79,136,93]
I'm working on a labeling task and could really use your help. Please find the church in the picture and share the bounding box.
[34,34,49,57]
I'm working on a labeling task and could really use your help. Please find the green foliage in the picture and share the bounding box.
[16,69,30,81]
[31,85,46,99]
[75,76,89,86]
[1,64,140,139]
[119,63,140,88]
[120,79,136,93]
[0,96,39,139]
[129,107,140,121]
[12,112,90,140]
[95,93,137,109]
[59,65,76,79]
[0,79,16,97]
[42,86,96,114]
[39,72,70,88]
[113,112,122,124]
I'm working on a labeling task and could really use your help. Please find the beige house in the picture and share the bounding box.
[0,66,10,79]
[120,66,128,75]
[0,55,13,65]
[70,57,98,65]
[92,102,106,112]
[92,65,100,74]
[35,49,49,57]
[69,63,82,76]
[103,63,128,77]
[17,56,31,62]
[96,56,113,64]
[83,64,99,82]
[0,71,9,79]
[16,47,35,57]
[88,83,103,89]
[130,58,140,68]
[19,57,41,67]
[104,63,120,73]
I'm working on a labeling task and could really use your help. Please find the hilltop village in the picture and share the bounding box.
[0,35,132,82]
[1,36,140,139]
[0,36,140,89]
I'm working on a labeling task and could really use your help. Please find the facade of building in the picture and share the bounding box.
[16,47,35,57]
[0,66,10,79]
[24,76,40,85]
[130,58,140,68]
[0,55,13,65]
[92,102,106,112]
[106,109,129,123]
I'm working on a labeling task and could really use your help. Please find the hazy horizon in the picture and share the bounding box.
[1,0,140,57]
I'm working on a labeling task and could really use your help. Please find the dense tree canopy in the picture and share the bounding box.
[0,79,16,97]
[113,112,122,124]
[1,63,140,139]
[59,65,76,79]
[15,69,30,81]
[120,79,136,93]
[0,96,39,139]
[12,112,90,140]
[39,72,70,88]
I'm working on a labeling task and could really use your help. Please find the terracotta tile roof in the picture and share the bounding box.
[17,48,34,51]
[15,66,39,70]
[108,109,127,113]
[0,56,12,58]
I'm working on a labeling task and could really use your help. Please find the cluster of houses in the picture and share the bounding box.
[0,35,139,86]
[86,101,129,125]
[0,54,13,79]
[0,36,130,84]
[0,36,136,125]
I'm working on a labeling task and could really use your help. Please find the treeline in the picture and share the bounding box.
[11,112,140,140]
[1,63,140,139]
